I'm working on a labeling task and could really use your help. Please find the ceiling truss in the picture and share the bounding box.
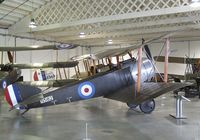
[5,0,200,46]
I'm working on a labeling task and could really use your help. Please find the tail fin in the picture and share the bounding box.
[33,69,55,81]
[4,83,41,109]
[33,69,46,81]
[5,84,22,108]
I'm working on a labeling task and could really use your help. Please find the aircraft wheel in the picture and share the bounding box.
[139,99,155,114]
[127,103,138,109]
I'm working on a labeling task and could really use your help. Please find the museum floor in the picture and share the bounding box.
[0,92,200,140]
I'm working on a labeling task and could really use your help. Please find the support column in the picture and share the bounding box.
[164,38,170,83]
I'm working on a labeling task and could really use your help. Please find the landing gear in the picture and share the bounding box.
[127,103,138,109]
[139,99,155,114]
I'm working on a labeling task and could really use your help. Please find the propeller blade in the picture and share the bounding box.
[143,45,152,60]
[7,51,13,63]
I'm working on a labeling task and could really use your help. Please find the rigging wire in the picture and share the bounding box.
[0,0,30,20]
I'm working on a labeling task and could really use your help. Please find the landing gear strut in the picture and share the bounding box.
[139,99,155,114]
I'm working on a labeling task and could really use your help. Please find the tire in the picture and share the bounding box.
[139,99,155,114]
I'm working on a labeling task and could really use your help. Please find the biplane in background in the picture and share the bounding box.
[0,44,80,89]
[154,56,200,79]
[154,55,200,97]
[3,34,190,115]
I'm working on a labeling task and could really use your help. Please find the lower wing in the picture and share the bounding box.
[104,82,191,105]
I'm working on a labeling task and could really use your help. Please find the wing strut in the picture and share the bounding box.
[164,38,170,83]
[63,68,67,79]
[116,55,121,69]
[107,57,112,69]
[92,59,96,75]
[137,47,142,96]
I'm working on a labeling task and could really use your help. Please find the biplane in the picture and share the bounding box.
[0,44,80,89]
[2,34,190,115]
[154,56,200,79]
[154,55,200,97]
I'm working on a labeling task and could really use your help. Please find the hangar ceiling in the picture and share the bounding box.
[1,0,200,46]
[0,0,51,29]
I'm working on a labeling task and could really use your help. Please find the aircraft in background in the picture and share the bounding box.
[3,34,190,115]
[0,44,80,89]
[0,44,80,51]
[154,55,200,97]
[154,55,200,79]
[0,44,84,103]
[33,69,55,81]
[0,60,79,88]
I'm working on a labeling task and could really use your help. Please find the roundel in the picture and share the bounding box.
[2,80,7,89]
[78,81,95,99]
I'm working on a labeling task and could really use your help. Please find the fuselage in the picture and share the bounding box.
[27,58,155,109]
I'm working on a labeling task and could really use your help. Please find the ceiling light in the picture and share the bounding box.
[190,0,200,7]
[30,45,39,48]
[107,39,113,44]
[33,63,43,67]
[29,18,37,28]
[79,32,85,38]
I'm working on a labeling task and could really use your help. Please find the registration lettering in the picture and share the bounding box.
[40,96,54,104]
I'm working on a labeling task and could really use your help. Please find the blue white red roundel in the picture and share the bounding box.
[2,80,7,89]
[78,81,95,99]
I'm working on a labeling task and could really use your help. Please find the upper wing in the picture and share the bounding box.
[71,32,172,61]
[0,61,78,71]
[154,56,200,65]
[104,82,190,105]
[12,61,79,69]
[0,44,79,51]
[154,56,187,64]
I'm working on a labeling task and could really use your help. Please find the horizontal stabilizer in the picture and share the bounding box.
[11,92,44,111]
